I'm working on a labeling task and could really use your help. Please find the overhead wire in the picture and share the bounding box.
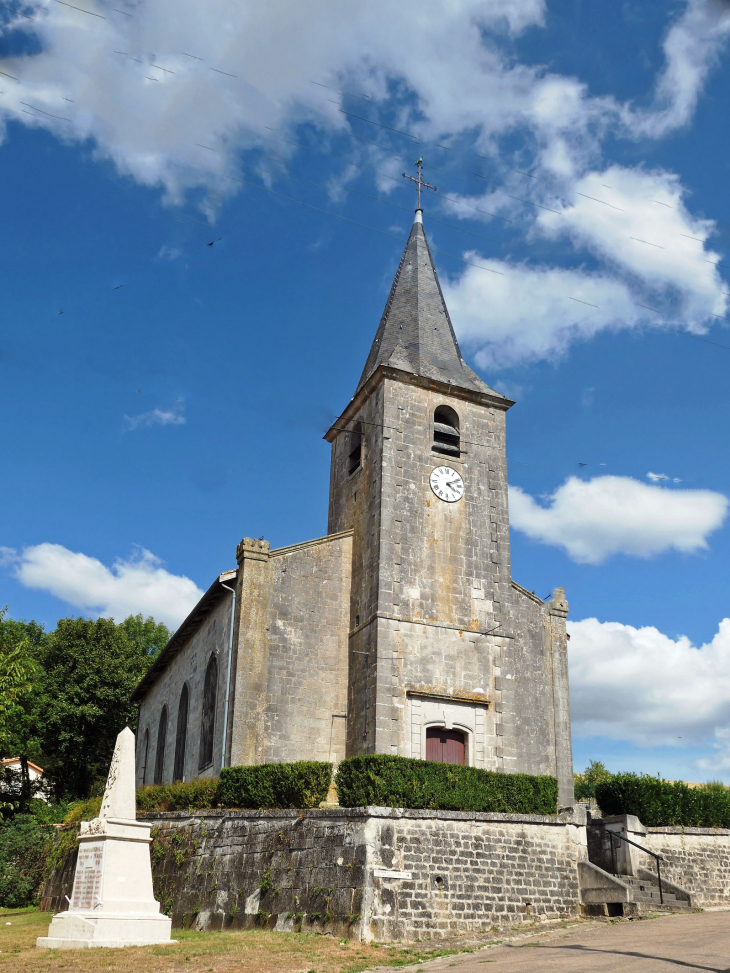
[1,16,727,349]
[261,156,504,245]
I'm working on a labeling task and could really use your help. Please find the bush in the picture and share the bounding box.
[64,796,102,824]
[62,778,220,823]
[594,773,730,828]
[218,761,332,809]
[0,814,53,907]
[136,777,219,813]
[335,755,558,814]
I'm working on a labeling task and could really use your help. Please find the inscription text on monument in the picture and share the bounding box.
[71,843,104,910]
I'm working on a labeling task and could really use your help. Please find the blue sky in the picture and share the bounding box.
[2,0,730,782]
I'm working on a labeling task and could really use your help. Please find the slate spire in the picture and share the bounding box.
[356,210,504,398]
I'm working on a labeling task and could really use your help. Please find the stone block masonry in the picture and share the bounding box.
[41,807,588,942]
[640,827,730,909]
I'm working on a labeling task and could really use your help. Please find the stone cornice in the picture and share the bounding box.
[324,365,513,442]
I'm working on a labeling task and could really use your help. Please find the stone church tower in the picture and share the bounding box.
[325,210,572,801]
[133,209,574,808]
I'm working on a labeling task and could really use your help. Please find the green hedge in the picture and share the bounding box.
[218,761,332,809]
[335,755,558,814]
[595,773,730,828]
[63,777,220,823]
[136,777,219,813]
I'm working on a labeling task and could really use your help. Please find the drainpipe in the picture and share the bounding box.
[219,570,237,770]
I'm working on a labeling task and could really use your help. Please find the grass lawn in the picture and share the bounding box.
[0,910,466,973]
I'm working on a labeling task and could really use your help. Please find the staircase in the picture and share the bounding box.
[579,813,695,918]
[621,876,691,913]
[579,862,693,917]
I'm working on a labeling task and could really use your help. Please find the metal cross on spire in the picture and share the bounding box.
[402,157,436,210]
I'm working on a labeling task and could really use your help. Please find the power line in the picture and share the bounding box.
[261,158,504,246]
[233,174,506,276]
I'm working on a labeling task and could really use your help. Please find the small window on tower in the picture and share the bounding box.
[348,422,363,476]
[432,406,460,457]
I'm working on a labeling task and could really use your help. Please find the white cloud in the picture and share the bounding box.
[2,543,203,629]
[158,243,182,260]
[509,475,728,564]
[2,2,728,367]
[535,165,728,325]
[444,257,643,368]
[1,0,727,203]
[442,161,728,368]
[621,0,730,139]
[568,616,730,762]
[124,406,185,431]
[0,0,548,200]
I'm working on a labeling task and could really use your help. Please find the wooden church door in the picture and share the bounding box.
[425,727,466,765]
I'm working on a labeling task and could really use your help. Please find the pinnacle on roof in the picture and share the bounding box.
[356,211,507,399]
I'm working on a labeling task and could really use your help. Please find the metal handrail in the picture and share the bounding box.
[607,828,664,904]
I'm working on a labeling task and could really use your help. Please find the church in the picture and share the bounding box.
[132,207,575,808]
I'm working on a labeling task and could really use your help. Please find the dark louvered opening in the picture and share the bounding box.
[348,423,363,476]
[432,406,460,457]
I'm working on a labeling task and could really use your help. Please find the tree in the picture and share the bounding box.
[119,614,170,660]
[574,760,613,802]
[37,616,165,799]
[0,608,45,813]
[0,608,38,745]
[0,610,47,762]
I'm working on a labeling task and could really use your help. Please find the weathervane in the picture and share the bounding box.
[402,157,436,210]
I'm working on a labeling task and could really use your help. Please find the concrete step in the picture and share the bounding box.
[619,877,690,908]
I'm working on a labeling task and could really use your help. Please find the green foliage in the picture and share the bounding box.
[25,798,72,826]
[0,608,168,803]
[218,761,333,809]
[63,796,103,824]
[36,616,162,799]
[118,614,170,660]
[574,760,613,802]
[0,608,44,802]
[44,824,80,878]
[595,772,730,827]
[136,777,219,813]
[335,754,558,814]
[61,778,219,823]
[0,814,53,907]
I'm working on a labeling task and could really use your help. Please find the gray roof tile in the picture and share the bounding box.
[357,215,507,400]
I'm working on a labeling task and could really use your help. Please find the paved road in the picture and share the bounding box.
[412,912,730,973]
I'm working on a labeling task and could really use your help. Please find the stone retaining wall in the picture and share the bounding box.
[40,806,587,941]
[640,828,730,909]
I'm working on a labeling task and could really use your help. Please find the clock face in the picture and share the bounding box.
[430,466,464,503]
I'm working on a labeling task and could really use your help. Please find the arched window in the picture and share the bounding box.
[140,728,150,786]
[173,684,189,783]
[348,422,363,476]
[432,406,460,457]
[153,706,168,785]
[426,727,466,765]
[198,655,218,771]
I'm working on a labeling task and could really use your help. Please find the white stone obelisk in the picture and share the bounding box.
[37,727,173,949]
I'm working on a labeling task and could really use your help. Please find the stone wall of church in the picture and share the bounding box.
[503,584,574,806]
[40,807,588,940]
[262,532,352,765]
[136,593,231,787]
[327,380,386,757]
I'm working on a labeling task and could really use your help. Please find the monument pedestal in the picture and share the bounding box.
[37,729,173,949]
